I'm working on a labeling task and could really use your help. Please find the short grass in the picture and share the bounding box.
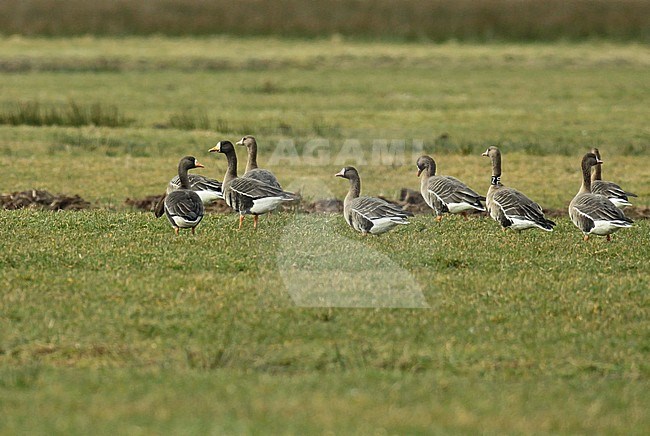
[0,37,649,433]
[0,211,648,433]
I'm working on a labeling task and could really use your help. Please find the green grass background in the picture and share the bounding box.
[1,37,649,433]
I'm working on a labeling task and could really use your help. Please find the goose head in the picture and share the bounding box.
[416,155,436,177]
[590,147,602,160]
[209,140,235,154]
[236,135,257,148]
[582,152,603,171]
[335,166,359,180]
[481,146,500,159]
[180,155,204,170]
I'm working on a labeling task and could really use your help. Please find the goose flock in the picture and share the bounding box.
[156,136,636,241]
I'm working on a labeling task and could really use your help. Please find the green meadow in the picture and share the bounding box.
[1,37,649,433]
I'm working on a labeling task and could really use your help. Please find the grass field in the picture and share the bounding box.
[1,37,649,433]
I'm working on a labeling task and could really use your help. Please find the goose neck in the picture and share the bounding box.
[490,152,502,186]
[591,162,602,182]
[245,142,258,173]
[345,175,361,203]
[223,150,238,185]
[419,166,434,189]
[178,162,191,189]
[580,161,592,194]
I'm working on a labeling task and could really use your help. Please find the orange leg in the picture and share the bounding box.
[238,215,245,230]
[436,215,443,223]
[583,234,589,241]
[174,227,179,236]
[253,215,259,229]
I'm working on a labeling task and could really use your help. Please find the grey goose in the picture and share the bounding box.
[236,135,282,189]
[163,156,205,235]
[335,166,412,235]
[209,140,297,229]
[569,152,633,241]
[416,155,485,221]
[590,147,637,209]
[482,146,556,232]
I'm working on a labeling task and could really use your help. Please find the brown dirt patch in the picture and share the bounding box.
[1,190,90,211]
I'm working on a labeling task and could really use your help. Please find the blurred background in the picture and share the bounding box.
[1,0,649,42]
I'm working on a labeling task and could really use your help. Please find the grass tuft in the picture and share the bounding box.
[0,101,132,128]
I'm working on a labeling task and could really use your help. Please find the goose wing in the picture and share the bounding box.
[168,174,223,197]
[346,197,412,234]
[229,177,295,200]
[428,176,485,208]
[571,193,633,224]
[243,168,281,189]
[592,180,637,200]
[164,190,204,222]
[492,188,555,229]
[350,197,413,221]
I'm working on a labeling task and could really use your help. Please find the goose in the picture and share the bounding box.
[569,152,633,241]
[208,140,297,229]
[153,171,222,218]
[335,166,413,235]
[236,135,282,189]
[481,146,556,231]
[163,156,205,235]
[590,147,637,209]
[416,155,485,221]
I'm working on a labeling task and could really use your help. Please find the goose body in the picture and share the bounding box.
[590,148,636,209]
[482,147,555,232]
[209,140,297,229]
[223,177,295,216]
[569,152,633,240]
[416,155,485,220]
[163,156,205,235]
[336,167,412,235]
[165,190,204,229]
[237,136,282,189]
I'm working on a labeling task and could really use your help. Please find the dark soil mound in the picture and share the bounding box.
[1,189,90,211]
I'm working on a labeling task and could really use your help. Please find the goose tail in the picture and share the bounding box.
[154,193,166,218]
